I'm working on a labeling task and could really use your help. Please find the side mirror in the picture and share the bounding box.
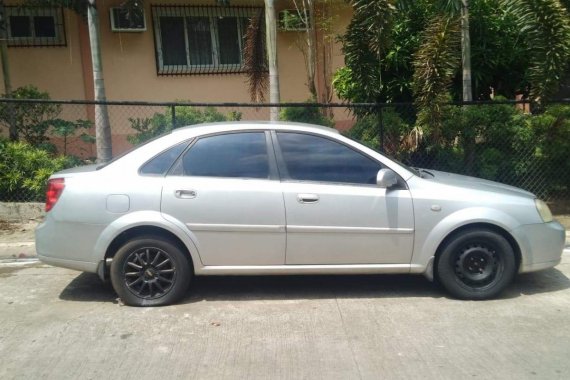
[377,169,398,188]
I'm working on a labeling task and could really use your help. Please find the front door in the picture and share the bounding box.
[274,132,414,265]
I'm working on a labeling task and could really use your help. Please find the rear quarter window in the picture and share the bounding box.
[139,141,189,175]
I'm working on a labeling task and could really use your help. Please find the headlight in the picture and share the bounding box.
[535,199,553,223]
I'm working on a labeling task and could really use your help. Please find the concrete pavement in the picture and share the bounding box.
[0,255,570,379]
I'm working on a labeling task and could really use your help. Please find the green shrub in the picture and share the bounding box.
[0,86,60,146]
[528,104,570,197]
[0,140,76,201]
[0,86,93,153]
[128,105,242,145]
[419,101,532,180]
[279,101,334,127]
[347,108,412,158]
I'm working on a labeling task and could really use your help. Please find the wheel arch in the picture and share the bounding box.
[105,226,190,260]
[433,222,522,277]
[92,211,202,280]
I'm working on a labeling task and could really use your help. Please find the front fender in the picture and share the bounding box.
[91,210,202,270]
[411,207,523,272]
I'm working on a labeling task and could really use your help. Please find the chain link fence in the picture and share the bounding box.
[1,98,569,213]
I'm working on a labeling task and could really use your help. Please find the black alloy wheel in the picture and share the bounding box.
[123,247,177,300]
[110,236,192,306]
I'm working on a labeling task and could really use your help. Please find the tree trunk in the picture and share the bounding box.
[0,1,16,141]
[87,0,112,162]
[304,0,317,98]
[461,0,472,102]
[265,0,280,121]
[461,0,475,175]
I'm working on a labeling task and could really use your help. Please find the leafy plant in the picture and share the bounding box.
[0,86,60,145]
[279,101,334,127]
[0,86,93,155]
[128,105,242,145]
[412,16,460,143]
[501,0,570,101]
[527,104,570,197]
[347,108,412,157]
[51,118,93,155]
[0,140,77,201]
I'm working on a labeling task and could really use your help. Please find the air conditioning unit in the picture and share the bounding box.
[278,9,309,31]
[110,7,146,32]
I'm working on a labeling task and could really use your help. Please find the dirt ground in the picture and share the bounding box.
[0,220,37,244]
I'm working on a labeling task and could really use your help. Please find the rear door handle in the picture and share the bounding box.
[175,190,197,199]
[297,193,319,204]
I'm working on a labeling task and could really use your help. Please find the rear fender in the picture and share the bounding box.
[92,210,203,270]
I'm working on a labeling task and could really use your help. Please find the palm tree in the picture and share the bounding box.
[86,0,112,162]
[415,0,570,105]
[265,0,280,121]
[501,0,570,101]
[0,0,16,140]
[343,0,570,107]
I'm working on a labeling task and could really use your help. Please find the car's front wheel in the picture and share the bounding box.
[436,228,517,300]
[110,236,192,306]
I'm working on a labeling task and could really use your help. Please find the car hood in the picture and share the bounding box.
[421,169,535,199]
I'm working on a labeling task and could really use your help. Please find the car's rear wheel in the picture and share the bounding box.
[436,228,517,300]
[110,236,191,306]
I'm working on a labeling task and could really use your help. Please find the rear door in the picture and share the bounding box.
[161,131,286,266]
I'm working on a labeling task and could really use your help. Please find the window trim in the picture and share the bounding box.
[271,131,388,187]
[4,6,66,47]
[167,130,279,181]
[152,6,260,75]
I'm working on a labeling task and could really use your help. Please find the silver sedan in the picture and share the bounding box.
[36,122,565,306]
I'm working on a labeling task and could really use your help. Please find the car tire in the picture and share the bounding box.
[110,236,192,307]
[436,228,517,300]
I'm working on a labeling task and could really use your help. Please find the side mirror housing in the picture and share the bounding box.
[377,169,398,188]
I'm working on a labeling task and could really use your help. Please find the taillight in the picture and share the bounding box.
[46,178,65,212]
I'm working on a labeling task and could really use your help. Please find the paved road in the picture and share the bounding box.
[1,255,570,380]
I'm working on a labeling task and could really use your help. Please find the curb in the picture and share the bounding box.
[0,242,34,247]
[0,258,40,267]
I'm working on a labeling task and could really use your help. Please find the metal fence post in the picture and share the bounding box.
[378,104,385,152]
[171,104,176,128]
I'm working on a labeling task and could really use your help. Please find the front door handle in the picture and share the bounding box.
[297,193,319,204]
[175,190,197,199]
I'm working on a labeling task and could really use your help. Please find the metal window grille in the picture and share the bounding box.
[4,6,66,47]
[151,5,264,75]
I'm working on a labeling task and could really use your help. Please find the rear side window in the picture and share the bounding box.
[276,132,382,185]
[140,141,189,175]
[181,132,269,179]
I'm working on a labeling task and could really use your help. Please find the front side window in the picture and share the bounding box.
[152,6,262,75]
[5,7,65,47]
[180,132,269,179]
[276,133,382,185]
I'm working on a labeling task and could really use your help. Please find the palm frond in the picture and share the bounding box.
[412,15,461,142]
[340,0,397,108]
[502,0,570,101]
[243,11,268,103]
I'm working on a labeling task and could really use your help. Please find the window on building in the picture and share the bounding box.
[5,7,66,47]
[151,5,263,75]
